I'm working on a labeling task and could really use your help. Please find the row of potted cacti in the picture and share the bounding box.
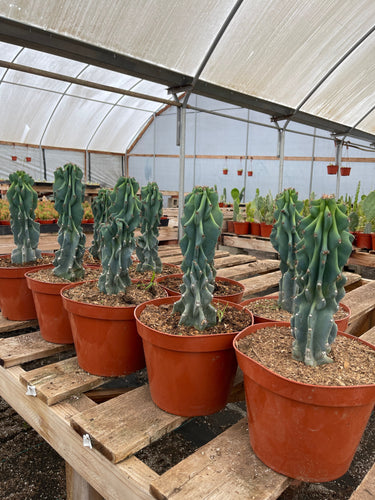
[0,168,374,485]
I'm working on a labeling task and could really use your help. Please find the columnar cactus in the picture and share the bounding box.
[231,187,244,221]
[53,163,86,281]
[291,195,353,366]
[89,188,112,260]
[270,188,303,313]
[7,171,41,264]
[98,177,141,294]
[173,186,223,330]
[136,182,163,273]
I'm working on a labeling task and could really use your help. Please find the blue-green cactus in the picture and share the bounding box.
[173,186,223,330]
[53,163,86,281]
[270,188,303,313]
[136,182,163,273]
[89,188,112,260]
[98,177,141,294]
[231,187,245,222]
[291,195,353,366]
[7,171,41,264]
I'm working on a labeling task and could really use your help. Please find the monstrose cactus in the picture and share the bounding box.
[7,171,41,264]
[98,177,141,294]
[89,188,112,260]
[291,195,353,366]
[53,163,86,281]
[136,182,163,273]
[173,186,223,330]
[270,188,303,313]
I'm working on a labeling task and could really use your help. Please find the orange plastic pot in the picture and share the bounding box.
[260,222,273,237]
[250,222,261,235]
[156,274,245,304]
[227,220,235,233]
[61,281,146,376]
[234,322,375,482]
[233,221,250,235]
[355,232,372,249]
[372,233,375,251]
[26,268,74,344]
[0,253,54,320]
[135,296,253,416]
[340,167,351,176]
[327,164,339,175]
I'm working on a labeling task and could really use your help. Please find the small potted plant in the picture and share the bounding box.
[35,197,59,224]
[81,200,94,223]
[135,186,253,416]
[259,190,274,237]
[0,199,10,225]
[327,164,339,175]
[234,195,375,482]
[229,186,245,233]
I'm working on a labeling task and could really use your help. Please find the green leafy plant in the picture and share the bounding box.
[53,163,86,281]
[245,200,255,222]
[0,199,10,221]
[89,188,112,260]
[216,302,227,323]
[361,190,375,233]
[136,182,163,273]
[7,171,41,264]
[98,177,141,294]
[173,186,223,330]
[258,190,275,224]
[219,187,227,205]
[35,197,59,220]
[291,195,353,366]
[348,181,361,232]
[270,188,303,313]
[82,200,94,220]
[231,187,245,222]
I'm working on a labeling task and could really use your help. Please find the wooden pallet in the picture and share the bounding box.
[0,254,374,500]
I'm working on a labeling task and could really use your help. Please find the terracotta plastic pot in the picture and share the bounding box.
[260,222,273,237]
[135,296,253,416]
[327,164,339,175]
[355,232,372,249]
[237,170,243,176]
[250,222,261,236]
[234,322,375,482]
[233,221,250,235]
[223,169,228,175]
[61,281,147,376]
[0,220,10,225]
[36,219,55,225]
[0,253,54,321]
[156,274,245,303]
[247,171,253,177]
[372,233,375,251]
[227,220,235,232]
[340,167,351,176]
[26,268,74,344]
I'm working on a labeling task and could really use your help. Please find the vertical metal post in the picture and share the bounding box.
[178,103,187,239]
[278,129,285,192]
[244,109,250,201]
[335,139,343,198]
[42,147,47,181]
[121,155,124,176]
[308,128,316,196]
[193,95,198,186]
[153,112,156,181]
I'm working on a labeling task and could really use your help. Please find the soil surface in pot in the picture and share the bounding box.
[244,298,349,322]
[28,267,101,283]
[63,280,167,307]
[158,276,243,296]
[128,263,181,281]
[236,325,375,386]
[140,302,253,336]
[0,254,54,268]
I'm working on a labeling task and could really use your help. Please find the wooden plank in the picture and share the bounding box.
[241,271,282,298]
[349,462,375,499]
[213,254,256,270]
[0,314,38,333]
[217,259,279,281]
[19,357,104,405]
[223,235,276,253]
[342,281,375,336]
[0,330,72,367]
[360,326,375,346]
[343,271,363,291]
[0,365,156,499]
[150,419,290,500]
[66,463,105,500]
[348,251,375,269]
[162,250,230,265]
[70,385,186,464]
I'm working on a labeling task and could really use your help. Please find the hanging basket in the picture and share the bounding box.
[222,168,228,175]
[327,164,339,175]
[247,171,253,177]
[25,157,31,162]
[340,166,351,176]
[11,156,17,161]
[237,169,243,176]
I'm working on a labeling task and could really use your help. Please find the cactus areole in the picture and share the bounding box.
[98,177,141,294]
[136,182,163,273]
[291,195,353,366]
[270,188,303,313]
[173,186,223,330]
[7,171,41,264]
[89,188,112,260]
[53,163,86,281]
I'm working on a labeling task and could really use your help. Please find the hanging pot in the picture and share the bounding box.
[223,169,228,175]
[234,322,375,482]
[237,169,243,176]
[11,156,17,161]
[25,157,32,162]
[327,164,339,175]
[340,167,351,176]
[247,171,253,177]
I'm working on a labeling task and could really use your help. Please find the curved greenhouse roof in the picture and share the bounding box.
[0,0,374,155]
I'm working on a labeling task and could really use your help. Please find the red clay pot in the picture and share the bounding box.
[135,296,253,416]
[234,322,375,482]
[355,232,372,249]
[260,222,273,237]
[0,220,10,225]
[36,219,55,225]
[247,171,253,177]
[340,167,351,176]
[61,280,147,376]
[227,220,235,232]
[241,296,351,330]
[222,169,228,175]
[372,233,375,251]
[11,156,17,161]
[250,222,261,235]
[327,164,339,175]
[233,221,250,235]
[237,170,243,176]
[26,268,74,344]
[0,253,54,321]
[156,274,245,304]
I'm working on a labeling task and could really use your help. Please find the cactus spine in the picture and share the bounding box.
[53,163,86,281]
[98,177,141,294]
[89,188,112,260]
[136,182,163,273]
[270,188,303,313]
[173,186,223,330]
[291,195,353,366]
[7,171,41,264]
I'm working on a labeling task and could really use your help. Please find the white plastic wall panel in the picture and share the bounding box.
[43,149,85,182]
[0,144,42,181]
[90,153,122,187]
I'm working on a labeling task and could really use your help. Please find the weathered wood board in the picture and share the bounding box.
[342,280,375,336]
[0,314,38,333]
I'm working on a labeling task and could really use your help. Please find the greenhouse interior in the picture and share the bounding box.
[0,2,374,500]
